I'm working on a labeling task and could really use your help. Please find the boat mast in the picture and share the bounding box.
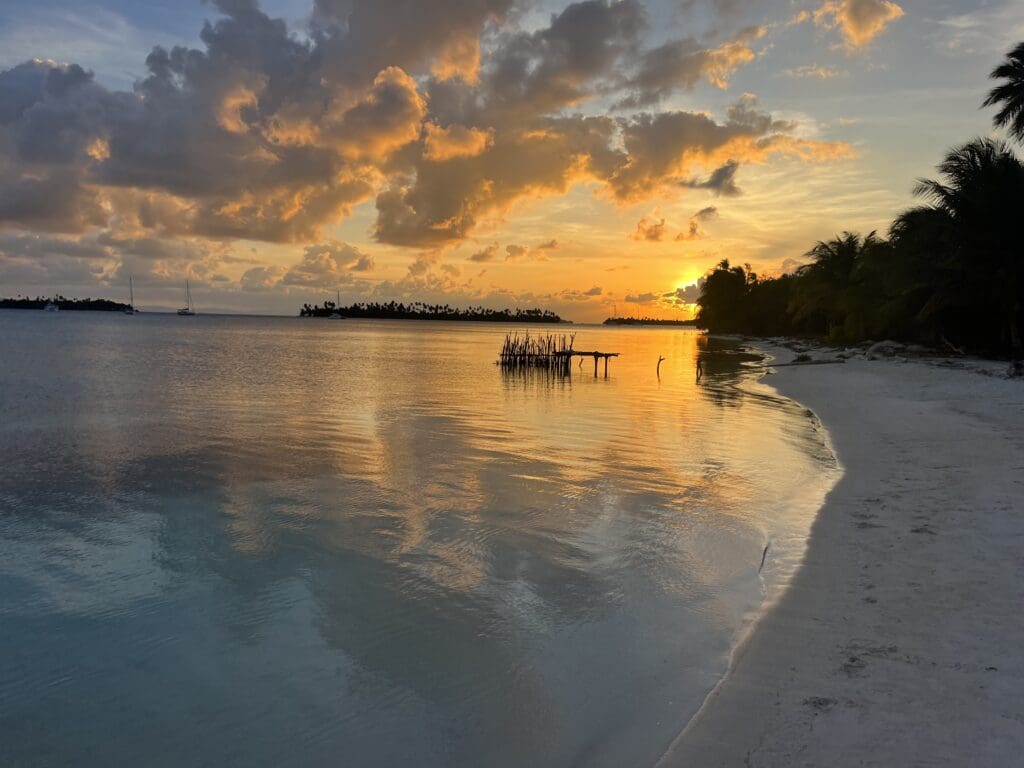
[129,276,134,310]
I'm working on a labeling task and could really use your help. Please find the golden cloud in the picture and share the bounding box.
[814,0,905,50]
[423,123,494,161]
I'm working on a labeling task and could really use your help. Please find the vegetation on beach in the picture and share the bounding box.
[696,43,1024,357]
[300,300,563,322]
[1,296,132,312]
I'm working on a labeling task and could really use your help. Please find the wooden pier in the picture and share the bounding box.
[498,332,620,377]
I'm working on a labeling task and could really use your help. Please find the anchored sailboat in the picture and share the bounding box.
[124,276,136,314]
[177,280,196,316]
[328,289,343,319]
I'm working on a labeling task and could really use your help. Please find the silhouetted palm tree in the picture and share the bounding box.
[912,138,1024,353]
[790,231,885,340]
[984,42,1024,142]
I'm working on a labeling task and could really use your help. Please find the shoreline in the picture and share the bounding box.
[658,346,1024,766]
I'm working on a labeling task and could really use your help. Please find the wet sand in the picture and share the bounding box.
[659,350,1024,767]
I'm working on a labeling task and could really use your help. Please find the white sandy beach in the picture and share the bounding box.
[659,350,1024,767]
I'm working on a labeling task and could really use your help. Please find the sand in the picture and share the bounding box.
[658,350,1024,767]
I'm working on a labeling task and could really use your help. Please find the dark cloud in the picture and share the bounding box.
[625,292,657,303]
[613,26,764,109]
[631,213,666,241]
[674,205,719,240]
[468,243,499,262]
[681,160,742,196]
[672,279,704,304]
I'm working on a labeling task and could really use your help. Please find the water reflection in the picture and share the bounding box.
[0,314,836,768]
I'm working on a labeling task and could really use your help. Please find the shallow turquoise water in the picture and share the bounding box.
[0,312,836,767]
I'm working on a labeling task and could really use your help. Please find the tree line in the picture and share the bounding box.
[300,300,564,322]
[697,42,1024,357]
[0,296,131,312]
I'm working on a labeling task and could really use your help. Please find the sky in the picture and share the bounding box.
[0,0,1022,320]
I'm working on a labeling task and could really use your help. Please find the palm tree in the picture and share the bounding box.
[695,259,755,333]
[984,42,1024,143]
[789,231,885,340]
[911,138,1024,354]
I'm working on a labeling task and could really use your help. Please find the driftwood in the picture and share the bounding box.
[499,332,620,377]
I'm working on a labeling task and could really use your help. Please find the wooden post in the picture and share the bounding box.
[593,353,599,377]
[603,356,609,377]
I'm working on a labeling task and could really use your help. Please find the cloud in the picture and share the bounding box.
[814,0,905,50]
[671,279,705,304]
[240,265,287,293]
[468,242,500,262]
[631,213,667,241]
[503,240,557,262]
[240,241,374,292]
[0,0,855,302]
[625,292,657,303]
[505,244,528,262]
[675,205,719,241]
[608,95,851,202]
[778,257,806,275]
[282,241,375,287]
[615,26,765,108]
[555,284,604,302]
[423,123,494,161]
[681,160,742,196]
[784,64,841,79]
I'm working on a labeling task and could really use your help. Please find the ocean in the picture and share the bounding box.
[0,311,837,767]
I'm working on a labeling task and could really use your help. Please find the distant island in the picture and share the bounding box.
[603,316,700,327]
[1,296,132,312]
[300,300,564,323]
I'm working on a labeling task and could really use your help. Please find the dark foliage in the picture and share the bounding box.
[299,300,563,322]
[695,138,1024,356]
[985,41,1024,143]
[0,296,131,312]
[603,317,700,326]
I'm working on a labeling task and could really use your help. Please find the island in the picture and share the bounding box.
[1,296,132,312]
[299,300,564,323]
[603,316,700,327]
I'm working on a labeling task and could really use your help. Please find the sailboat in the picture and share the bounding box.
[124,276,136,314]
[328,289,343,319]
[177,280,196,316]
